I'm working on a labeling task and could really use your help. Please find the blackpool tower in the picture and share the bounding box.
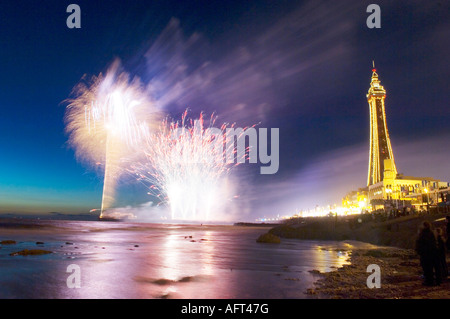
[367,63,397,186]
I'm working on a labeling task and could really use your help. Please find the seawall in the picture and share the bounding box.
[267,213,449,249]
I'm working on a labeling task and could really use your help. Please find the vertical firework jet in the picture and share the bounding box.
[131,111,248,221]
[64,61,159,218]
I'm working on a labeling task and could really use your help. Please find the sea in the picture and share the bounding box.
[0,218,380,299]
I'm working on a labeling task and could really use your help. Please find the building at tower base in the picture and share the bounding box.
[368,159,449,211]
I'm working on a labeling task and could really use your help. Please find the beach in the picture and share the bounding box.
[307,247,450,299]
[1,215,449,299]
[265,212,450,299]
[0,217,380,299]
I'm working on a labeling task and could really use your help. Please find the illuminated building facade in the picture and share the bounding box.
[368,159,448,209]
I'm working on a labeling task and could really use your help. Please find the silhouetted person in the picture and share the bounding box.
[436,228,448,279]
[415,221,442,286]
[446,216,450,250]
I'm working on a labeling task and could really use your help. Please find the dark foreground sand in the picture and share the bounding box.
[265,213,450,298]
[306,248,450,299]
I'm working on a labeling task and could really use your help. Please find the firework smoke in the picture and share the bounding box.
[130,111,248,221]
[65,60,160,218]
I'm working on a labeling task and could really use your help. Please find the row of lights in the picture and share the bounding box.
[255,203,367,221]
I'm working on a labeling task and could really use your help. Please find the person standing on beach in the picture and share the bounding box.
[446,216,450,251]
[436,228,448,279]
[415,221,442,286]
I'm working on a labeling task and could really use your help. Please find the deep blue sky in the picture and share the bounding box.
[0,0,448,218]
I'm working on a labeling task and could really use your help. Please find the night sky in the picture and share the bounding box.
[0,0,449,220]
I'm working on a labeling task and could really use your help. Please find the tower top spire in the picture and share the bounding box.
[368,61,385,97]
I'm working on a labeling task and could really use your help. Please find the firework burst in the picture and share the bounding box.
[64,61,160,218]
[131,110,249,221]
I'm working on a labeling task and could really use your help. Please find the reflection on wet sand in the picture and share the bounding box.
[0,220,381,298]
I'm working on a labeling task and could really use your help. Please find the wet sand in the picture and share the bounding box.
[3,217,449,299]
[0,218,377,299]
[307,248,450,299]
[264,213,450,299]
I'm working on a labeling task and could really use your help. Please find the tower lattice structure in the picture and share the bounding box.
[367,64,397,186]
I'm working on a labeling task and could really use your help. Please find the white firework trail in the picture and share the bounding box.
[130,110,250,221]
[64,60,160,218]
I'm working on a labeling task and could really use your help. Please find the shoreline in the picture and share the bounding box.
[0,218,363,299]
[2,216,449,298]
[306,247,450,299]
[266,212,449,250]
[260,213,450,298]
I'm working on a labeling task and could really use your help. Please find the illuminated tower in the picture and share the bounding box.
[367,62,397,186]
